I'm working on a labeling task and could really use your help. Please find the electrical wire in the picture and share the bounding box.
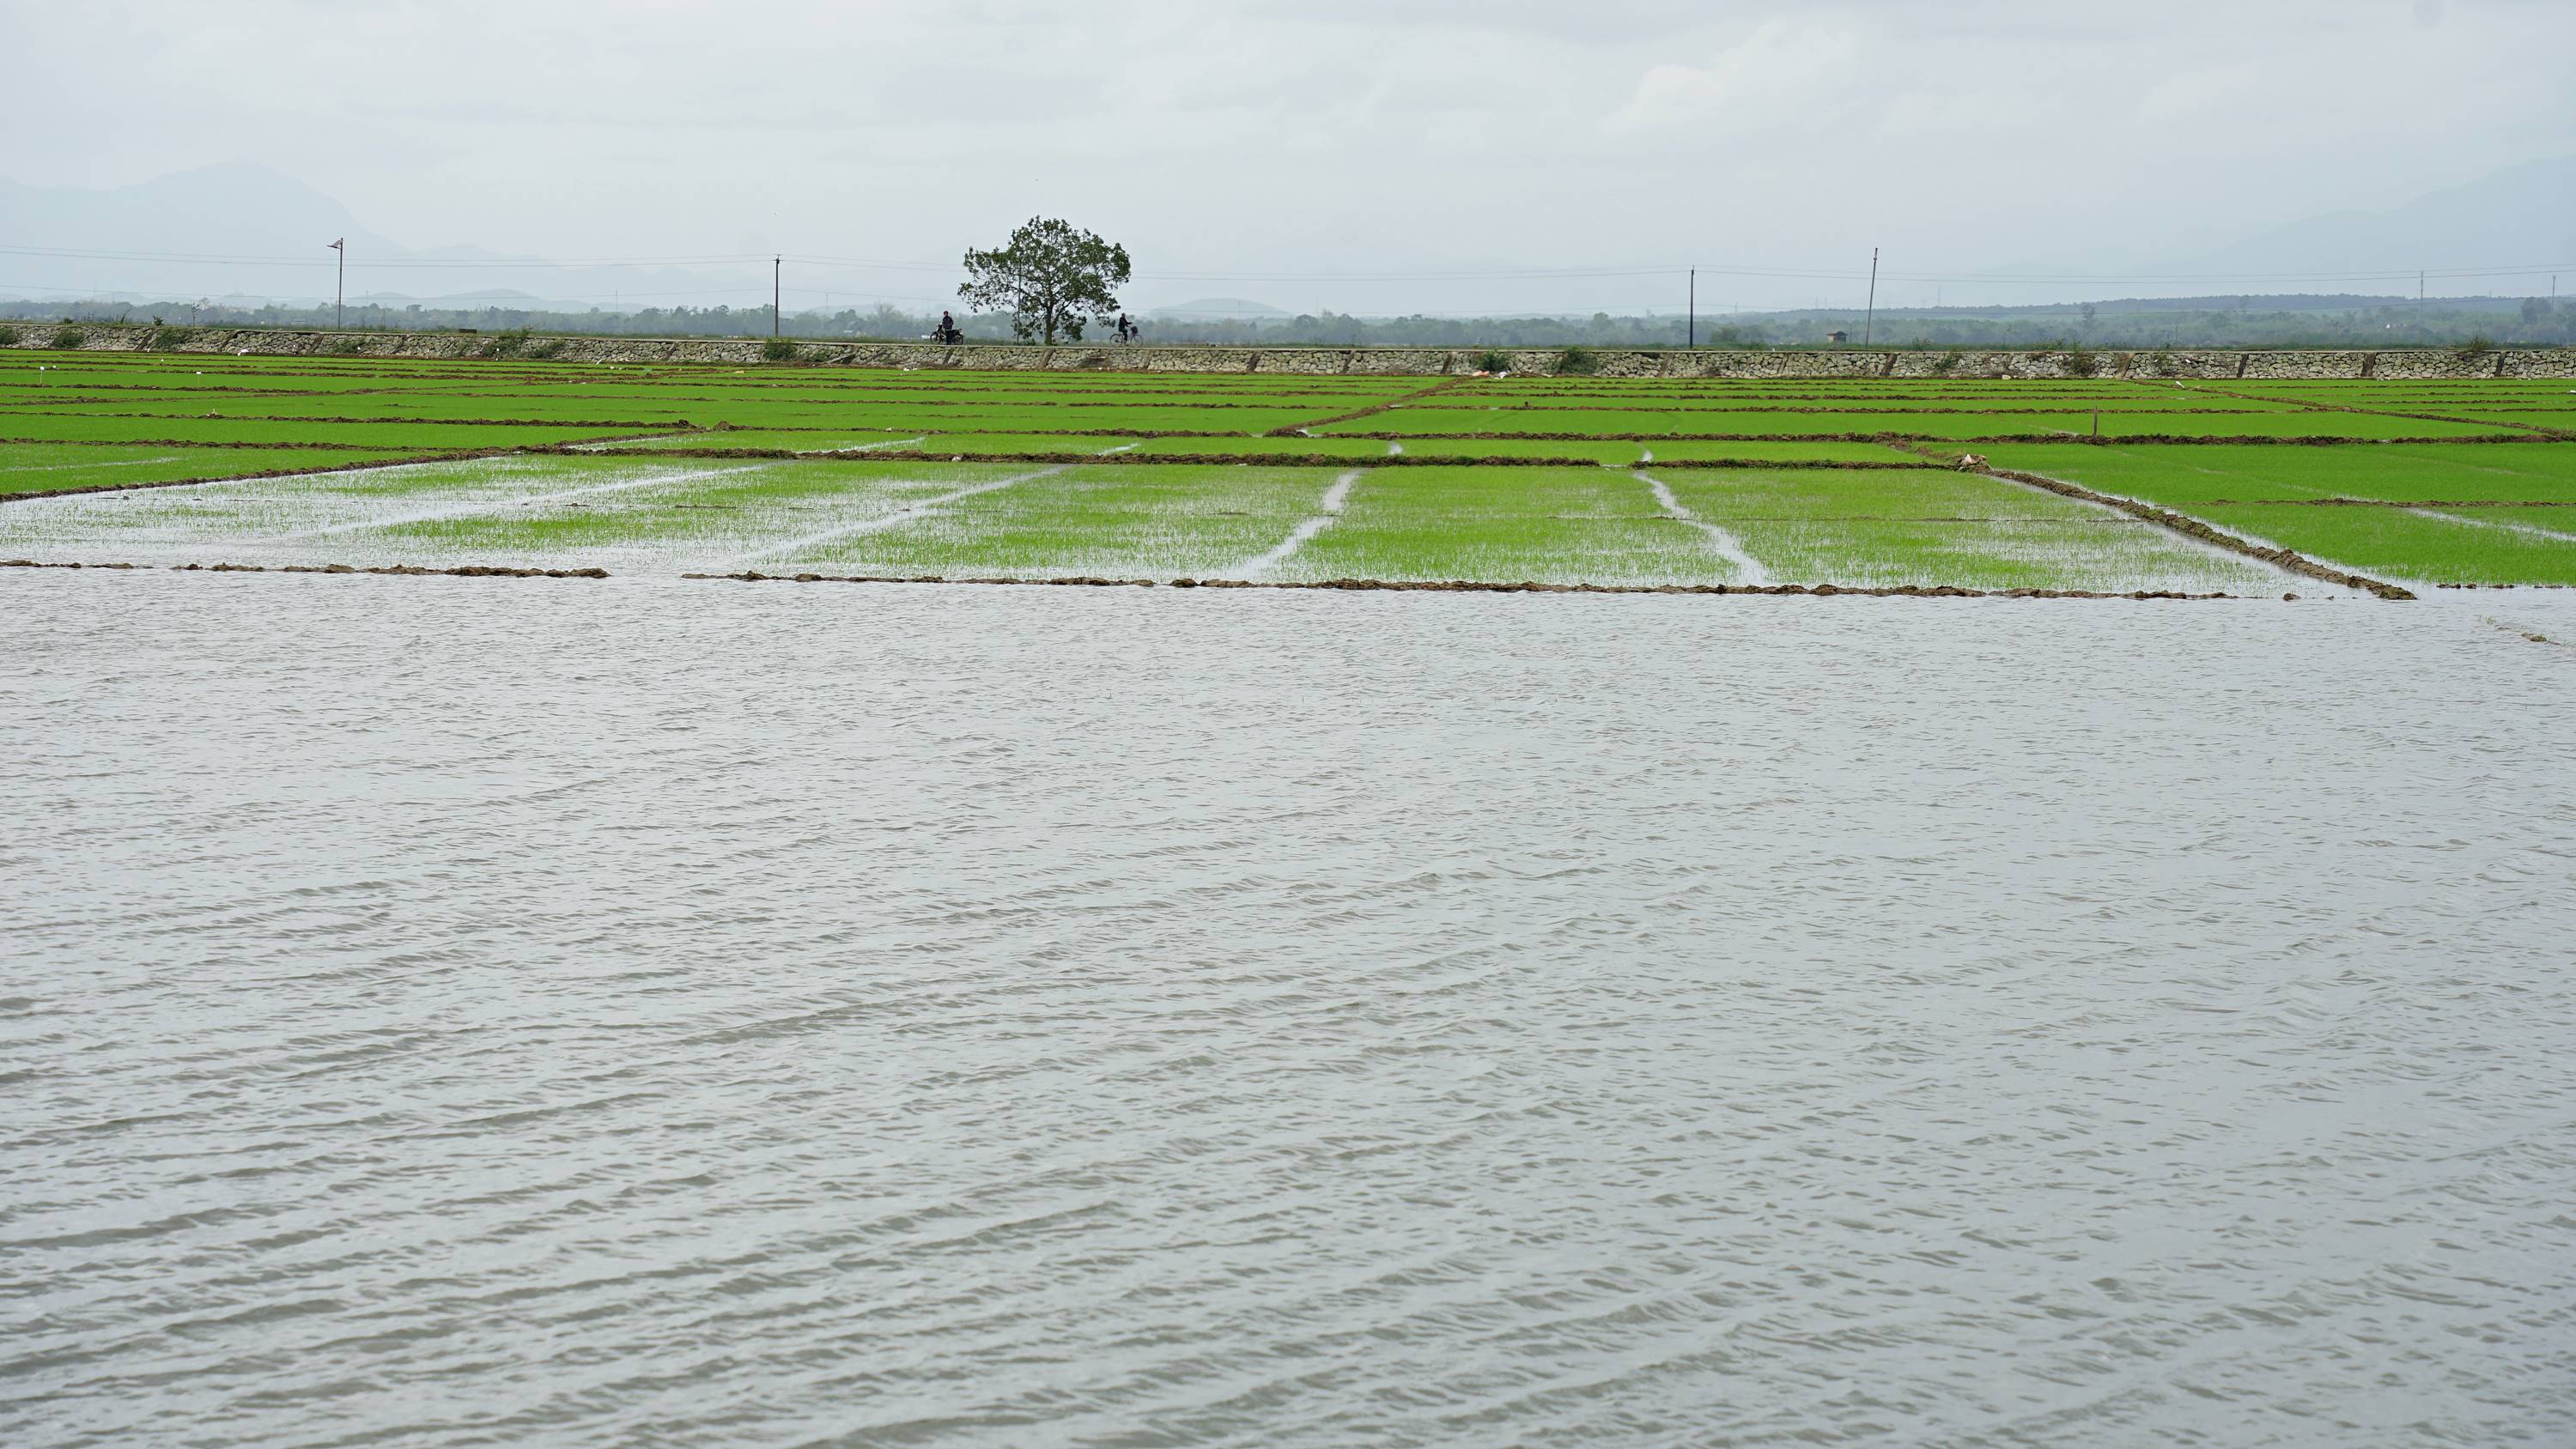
[7,242,2569,289]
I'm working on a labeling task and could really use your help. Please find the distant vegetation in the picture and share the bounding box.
[957,217,1132,346]
[8,292,2574,350]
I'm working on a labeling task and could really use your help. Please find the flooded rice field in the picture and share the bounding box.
[0,454,2291,593]
[3,571,2573,1446]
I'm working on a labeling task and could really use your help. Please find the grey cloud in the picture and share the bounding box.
[1,0,2569,316]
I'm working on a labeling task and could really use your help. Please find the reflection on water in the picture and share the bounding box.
[3,574,2572,1447]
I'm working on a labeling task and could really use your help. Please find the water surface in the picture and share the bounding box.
[4,574,2573,1446]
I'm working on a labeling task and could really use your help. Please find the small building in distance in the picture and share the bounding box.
[1826,330,1850,344]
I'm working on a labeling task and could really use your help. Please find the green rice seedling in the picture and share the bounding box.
[2442,410,2576,433]
[1631,440,1926,464]
[1324,408,2105,440]
[1284,466,1749,585]
[0,452,738,565]
[585,428,923,454]
[2189,503,2576,585]
[372,458,1040,570]
[0,444,418,494]
[1654,467,2278,591]
[773,464,1346,579]
[907,433,1155,458]
[1660,467,2098,523]
[2087,412,2513,440]
[1982,443,2576,506]
[1130,436,1395,461]
[0,415,659,451]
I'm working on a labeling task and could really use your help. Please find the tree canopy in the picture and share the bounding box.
[957,218,1131,346]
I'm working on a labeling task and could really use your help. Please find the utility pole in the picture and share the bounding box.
[328,238,344,330]
[1862,247,1879,347]
[1688,269,1695,349]
[773,256,781,336]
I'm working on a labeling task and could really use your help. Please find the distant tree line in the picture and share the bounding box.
[9,294,2574,349]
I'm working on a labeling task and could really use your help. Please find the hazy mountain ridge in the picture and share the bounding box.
[7,156,2573,318]
[0,162,766,310]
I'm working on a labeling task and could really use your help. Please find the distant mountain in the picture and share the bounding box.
[0,162,763,310]
[0,162,392,304]
[1150,297,1289,320]
[2185,155,2576,292]
[12,158,2573,321]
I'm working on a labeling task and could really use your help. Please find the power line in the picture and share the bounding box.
[10,242,2574,289]
[0,245,775,270]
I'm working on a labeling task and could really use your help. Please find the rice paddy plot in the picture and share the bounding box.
[1276,467,1758,586]
[1655,469,2280,592]
[6,349,2570,587]
[906,433,1154,458]
[2086,411,2518,440]
[586,430,1146,458]
[621,403,1319,434]
[762,464,1353,579]
[369,459,1053,573]
[1622,440,1918,464]
[0,394,705,426]
[1325,409,2112,440]
[0,454,852,568]
[2188,504,2576,585]
[1982,443,2576,505]
[2439,410,2576,433]
[581,428,909,453]
[0,443,421,494]
[0,414,656,451]
[1129,435,1401,462]
[1983,441,2576,585]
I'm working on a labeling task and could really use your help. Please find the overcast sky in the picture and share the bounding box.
[6,0,2574,314]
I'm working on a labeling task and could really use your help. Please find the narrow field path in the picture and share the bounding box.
[1236,470,1364,579]
[727,464,1069,567]
[2406,506,2576,543]
[0,453,186,476]
[1273,377,1469,436]
[286,464,775,540]
[1634,470,1771,584]
[2127,376,2562,435]
[817,435,925,454]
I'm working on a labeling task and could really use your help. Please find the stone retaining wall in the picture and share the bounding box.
[4,323,2571,379]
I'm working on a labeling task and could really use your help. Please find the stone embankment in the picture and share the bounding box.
[6,323,2573,379]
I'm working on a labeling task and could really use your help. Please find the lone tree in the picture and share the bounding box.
[957,217,1131,346]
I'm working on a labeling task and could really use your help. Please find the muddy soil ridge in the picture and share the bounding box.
[686,569,2242,600]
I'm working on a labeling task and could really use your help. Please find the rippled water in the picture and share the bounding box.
[5,573,2573,1447]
